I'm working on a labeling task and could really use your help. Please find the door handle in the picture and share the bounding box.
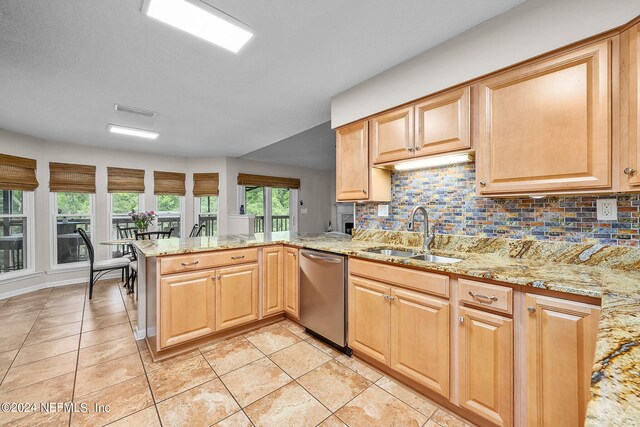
[181,260,199,267]
[301,252,342,264]
[468,291,498,302]
[230,255,245,260]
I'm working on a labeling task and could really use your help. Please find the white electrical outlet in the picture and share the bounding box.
[377,204,389,217]
[596,198,618,221]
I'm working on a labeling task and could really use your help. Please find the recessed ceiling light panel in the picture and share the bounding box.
[107,123,159,140]
[142,0,254,53]
[114,104,158,118]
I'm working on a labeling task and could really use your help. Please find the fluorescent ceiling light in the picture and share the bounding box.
[107,124,159,140]
[143,0,254,53]
[394,153,473,171]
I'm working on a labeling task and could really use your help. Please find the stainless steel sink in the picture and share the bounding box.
[410,254,462,263]
[365,248,417,258]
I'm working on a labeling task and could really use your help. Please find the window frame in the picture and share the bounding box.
[108,192,144,257]
[50,192,95,271]
[238,185,298,233]
[154,194,185,238]
[0,190,35,281]
[194,195,219,237]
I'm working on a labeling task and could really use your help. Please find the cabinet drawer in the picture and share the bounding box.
[160,248,259,275]
[458,278,512,314]
[350,258,449,298]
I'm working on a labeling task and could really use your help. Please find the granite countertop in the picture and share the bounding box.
[133,230,639,425]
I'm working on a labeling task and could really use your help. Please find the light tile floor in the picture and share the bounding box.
[0,280,474,427]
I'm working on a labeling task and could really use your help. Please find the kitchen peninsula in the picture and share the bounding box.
[133,229,640,427]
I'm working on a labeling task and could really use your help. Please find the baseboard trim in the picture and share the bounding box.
[0,271,122,300]
[133,326,146,341]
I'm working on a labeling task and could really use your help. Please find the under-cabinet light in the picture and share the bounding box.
[107,124,159,140]
[143,0,254,53]
[394,153,473,171]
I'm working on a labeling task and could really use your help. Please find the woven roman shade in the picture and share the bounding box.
[237,173,300,189]
[0,154,39,191]
[154,171,186,196]
[107,167,145,193]
[49,162,96,193]
[193,173,219,196]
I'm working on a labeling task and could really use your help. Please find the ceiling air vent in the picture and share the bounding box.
[114,104,158,118]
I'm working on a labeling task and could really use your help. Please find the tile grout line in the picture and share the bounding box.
[68,281,89,427]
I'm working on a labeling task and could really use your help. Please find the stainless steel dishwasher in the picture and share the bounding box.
[299,249,350,353]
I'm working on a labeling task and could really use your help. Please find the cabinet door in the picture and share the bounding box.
[348,276,391,365]
[478,40,611,194]
[390,287,449,397]
[525,294,600,427]
[283,247,299,318]
[625,23,640,187]
[262,246,284,317]
[336,121,369,201]
[458,306,513,427]
[215,263,259,331]
[160,269,215,348]
[371,106,415,164]
[415,86,471,157]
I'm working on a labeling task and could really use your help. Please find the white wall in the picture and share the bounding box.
[331,0,640,127]
[0,128,333,296]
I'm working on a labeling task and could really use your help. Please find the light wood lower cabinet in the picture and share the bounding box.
[390,287,449,397]
[283,247,299,318]
[348,276,391,365]
[215,263,259,331]
[262,246,284,317]
[160,269,216,349]
[525,294,600,427]
[348,274,450,397]
[458,306,513,427]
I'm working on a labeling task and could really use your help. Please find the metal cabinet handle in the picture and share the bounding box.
[230,255,245,260]
[624,167,636,175]
[181,260,199,267]
[388,296,395,301]
[479,181,487,186]
[414,145,422,151]
[383,295,389,300]
[527,306,536,313]
[363,189,367,194]
[459,316,465,324]
[468,291,498,302]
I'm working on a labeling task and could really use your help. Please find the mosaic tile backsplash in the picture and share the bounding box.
[355,163,640,246]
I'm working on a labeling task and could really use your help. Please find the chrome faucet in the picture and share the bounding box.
[408,205,434,251]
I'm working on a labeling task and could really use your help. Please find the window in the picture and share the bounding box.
[156,194,183,237]
[0,190,33,275]
[52,192,94,266]
[196,196,218,236]
[110,192,143,257]
[243,186,297,233]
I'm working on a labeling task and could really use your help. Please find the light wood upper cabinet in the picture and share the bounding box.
[283,247,299,319]
[390,287,449,397]
[371,106,415,164]
[623,23,640,188]
[525,294,600,427]
[336,121,391,202]
[477,40,612,195]
[458,306,513,427]
[215,263,259,331]
[262,246,284,317]
[160,269,215,349]
[348,276,391,365]
[415,86,471,157]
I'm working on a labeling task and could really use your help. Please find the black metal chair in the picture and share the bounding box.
[128,228,174,295]
[134,229,174,240]
[189,223,206,237]
[76,228,131,300]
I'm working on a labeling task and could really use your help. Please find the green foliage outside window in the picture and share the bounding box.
[57,193,90,215]
[0,190,23,215]
[112,192,139,214]
[157,194,180,212]
[245,187,264,216]
[199,196,218,214]
[271,188,290,216]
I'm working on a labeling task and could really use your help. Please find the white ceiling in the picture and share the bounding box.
[0,0,524,158]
